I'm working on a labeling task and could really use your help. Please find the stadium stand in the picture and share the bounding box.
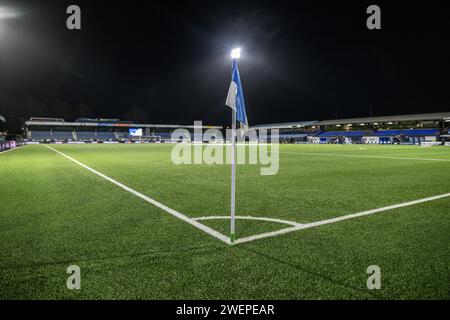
[94,132,116,140]
[76,131,97,140]
[75,131,116,140]
[21,113,449,144]
[318,130,372,137]
[51,131,74,140]
[153,132,172,139]
[30,131,52,140]
[374,129,440,136]
[29,117,65,122]
[30,131,74,141]
[24,117,221,143]
[279,133,308,139]
[252,112,450,144]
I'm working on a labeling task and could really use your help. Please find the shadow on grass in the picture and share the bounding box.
[0,243,225,272]
[238,245,385,299]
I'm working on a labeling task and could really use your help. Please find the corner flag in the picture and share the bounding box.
[226,60,248,127]
[225,52,248,243]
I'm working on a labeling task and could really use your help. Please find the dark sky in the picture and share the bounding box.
[0,0,449,127]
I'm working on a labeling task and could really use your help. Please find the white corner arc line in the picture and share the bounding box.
[44,145,231,245]
[233,192,450,244]
[276,151,450,162]
[193,215,304,227]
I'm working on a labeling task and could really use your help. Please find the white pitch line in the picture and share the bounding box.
[234,226,302,244]
[44,145,231,245]
[234,192,450,245]
[276,151,450,162]
[193,215,303,227]
[43,144,450,246]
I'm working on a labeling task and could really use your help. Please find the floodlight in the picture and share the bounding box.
[230,48,241,59]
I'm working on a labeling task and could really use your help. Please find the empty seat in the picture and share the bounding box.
[76,131,116,140]
[30,131,52,140]
[52,131,73,140]
[95,132,116,140]
[375,129,440,137]
[318,131,371,137]
[76,132,97,140]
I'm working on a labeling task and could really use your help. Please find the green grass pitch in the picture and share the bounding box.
[0,143,449,299]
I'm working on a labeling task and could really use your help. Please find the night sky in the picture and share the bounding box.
[0,0,449,129]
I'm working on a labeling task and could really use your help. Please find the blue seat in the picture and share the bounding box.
[376,129,440,137]
[77,132,97,140]
[52,131,73,140]
[31,131,52,140]
[318,131,370,137]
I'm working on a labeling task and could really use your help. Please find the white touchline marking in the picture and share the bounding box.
[193,215,304,227]
[276,151,450,162]
[233,192,450,244]
[44,145,231,245]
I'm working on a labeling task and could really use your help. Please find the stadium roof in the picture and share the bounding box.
[24,119,221,129]
[251,112,450,129]
[315,112,450,126]
[251,121,318,129]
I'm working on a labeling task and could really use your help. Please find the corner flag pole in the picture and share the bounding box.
[230,93,237,243]
[226,47,246,243]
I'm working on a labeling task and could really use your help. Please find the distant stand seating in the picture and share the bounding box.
[51,131,74,140]
[76,132,97,140]
[115,132,129,140]
[307,128,442,145]
[30,131,73,140]
[76,131,116,140]
[374,129,440,136]
[77,131,175,141]
[279,133,308,139]
[152,132,171,139]
[95,132,116,140]
[315,128,440,138]
[30,131,52,140]
[30,131,120,141]
[318,130,372,137]
[158,132,176,140]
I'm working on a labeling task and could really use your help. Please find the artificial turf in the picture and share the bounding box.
[0,143,449,299]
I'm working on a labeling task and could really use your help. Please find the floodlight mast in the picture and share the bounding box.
[229,48,240,243]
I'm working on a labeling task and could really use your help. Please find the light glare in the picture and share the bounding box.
[0,7,20,19]
[230,48,241,59]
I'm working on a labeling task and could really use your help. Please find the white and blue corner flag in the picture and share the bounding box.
[0,115,6,123]
[226,60,248,126]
